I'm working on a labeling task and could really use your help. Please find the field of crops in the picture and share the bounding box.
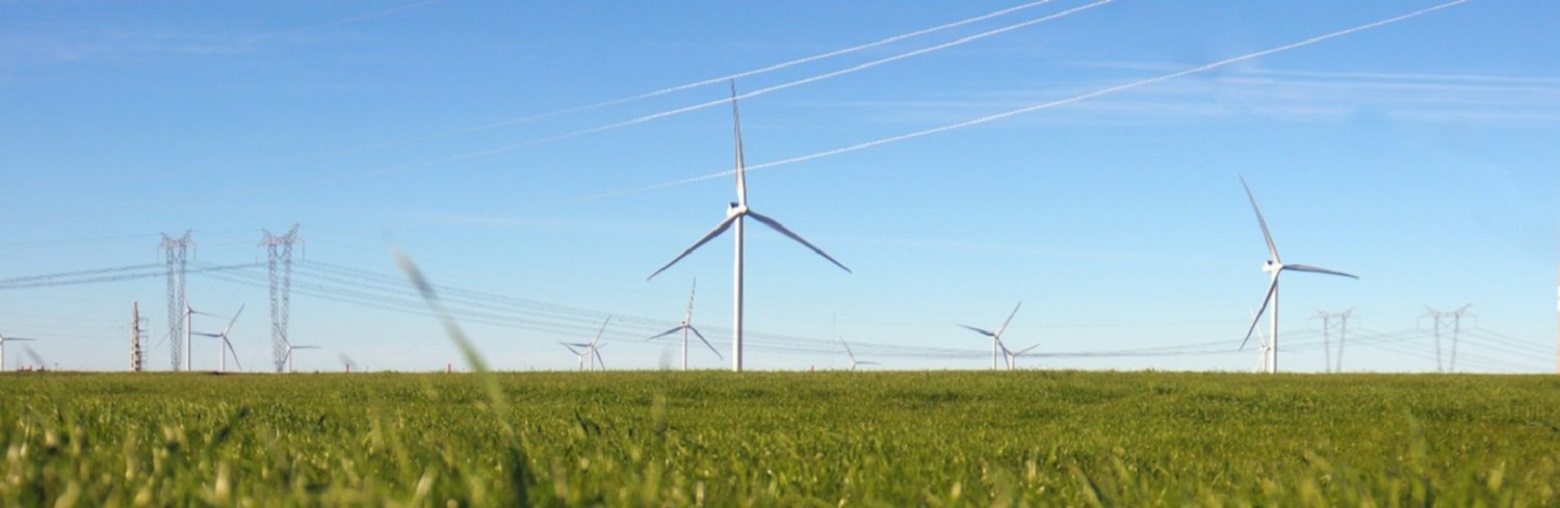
[2,370,1558,506]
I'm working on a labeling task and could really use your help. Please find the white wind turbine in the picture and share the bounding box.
[559,341,590,371]
[647,279,722,370]
[193,305,244,372]
[1005,343,1041,370]
[840,339,878,371]
[647,83,851,372]
[283,341,320,373]
[0,329,37,372]
[960,301,1021,370]
[1239,177,1358,373]
[584,316,610,371]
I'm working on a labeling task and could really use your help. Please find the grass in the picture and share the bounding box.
[2,370,1558,506]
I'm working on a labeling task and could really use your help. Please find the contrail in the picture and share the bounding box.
[257,0,1109,193]
[566,0,1466,204]
[516,0,1112,148]
[209,0,444,52]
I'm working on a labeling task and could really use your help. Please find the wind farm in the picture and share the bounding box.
[1,0,1557,505]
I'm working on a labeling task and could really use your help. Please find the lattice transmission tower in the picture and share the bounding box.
[160,231,192,371]
[261,224,302,373]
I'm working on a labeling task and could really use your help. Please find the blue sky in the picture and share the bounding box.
[1,0,1556,373]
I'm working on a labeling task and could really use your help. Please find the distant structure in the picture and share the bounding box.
[1420,305,1473,373]
[260,224,302,373]
[130,301,145,372]
[1312,309,1353,373]
[160,230,193,371]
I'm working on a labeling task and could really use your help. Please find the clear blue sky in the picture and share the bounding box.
[2,0,1556,373]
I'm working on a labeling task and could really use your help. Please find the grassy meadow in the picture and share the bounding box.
[2,370,1558,506]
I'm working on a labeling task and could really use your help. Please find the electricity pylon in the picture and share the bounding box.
[261,224,302,373]
[160,231,192,371]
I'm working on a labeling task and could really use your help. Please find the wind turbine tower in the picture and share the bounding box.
[1238,178,1358,373]
[160,230,193,371]
[647,83,851,372]
[261,224,302,373]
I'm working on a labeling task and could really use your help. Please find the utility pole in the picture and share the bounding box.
[1335,308,1353,372]
[260,224,302,373]
[1313,311,1333,373]
[160,231,192,371]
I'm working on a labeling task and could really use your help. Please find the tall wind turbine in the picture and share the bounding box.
[647,279,722,370]
[559,341,590,371]
[1005,343,1041,370]
[0,330,36,371]
[193,305,244,372]
[840,339,878,371]
[647,83,851,372]
[960,301,1021,370]
[1239,177,1358,373]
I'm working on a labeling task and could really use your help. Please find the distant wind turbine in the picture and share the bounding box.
[960,301,1022,370]
[1238,177,1358,373]
[193,305,244,372]
[841,339,878,371]
[283,341,320,373]
[647,279,722,370]
[585,316,611,371]
[1005,343,1041,370]
[0,329,36,372]
[559,341,591,371]
[647,82,851,372]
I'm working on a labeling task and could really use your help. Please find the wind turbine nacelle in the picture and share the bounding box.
[1262,260,1281,273]
[726,203,748,218]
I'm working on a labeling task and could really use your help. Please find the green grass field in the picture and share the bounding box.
[3,371,1558,506]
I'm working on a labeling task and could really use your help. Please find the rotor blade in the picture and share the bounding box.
[745,211,852,273]
[647,215,739,281]
[995,301,1022,337]
[224,337,243,371]
[685,278,698,317]
[959,324,995,337]
[594,350,606,370]
[3,337,36,342]
[558,341,583,355]
[23,346,45,368]
[292,345,320,350]
[841,340,856,362]
[1240,276,1280,350]
[193,332,222,338]
[1015,344,1041,356]
[731,80,747,208]
[686,326,723,360]
[1239,176,1281,263]
[221,304,245,336]
[591,316,612,347]
[646,326,684,341]
[1283,263,1359,280]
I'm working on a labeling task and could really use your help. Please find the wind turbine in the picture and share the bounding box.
[559,341,590,371]
[646,82,851,372]
[585,316,611,371]
[193,305,244,372]
[1238,177,1358,373]
[647,279,722,370]
[283,341,319,373]
[840,339,878,371]
[1005,343,1041,370]
[960,301,1022,370]
[0,330,36,371]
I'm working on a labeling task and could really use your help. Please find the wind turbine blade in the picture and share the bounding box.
[23,346,45,368]
[591,316,612,347]
[1015,344,1041,356]
[221,304,244,336]
[1240,276,1280,350]
[192,332,222,338]
[4,337,36,342]
[559,341,583,355]
[995,301,1022,336]
[646,326,683,341]
[293,345,321,350]
[1239,176,1281,263]
[594,351,606,370]
[959,324,995,337]
[731,81,747,208]
[647,215,739,281]
[745,211,852,273]
[1283,264,1359,280]
[224,338,243,371]
[688,326,723,360]
[841,340,857,362]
